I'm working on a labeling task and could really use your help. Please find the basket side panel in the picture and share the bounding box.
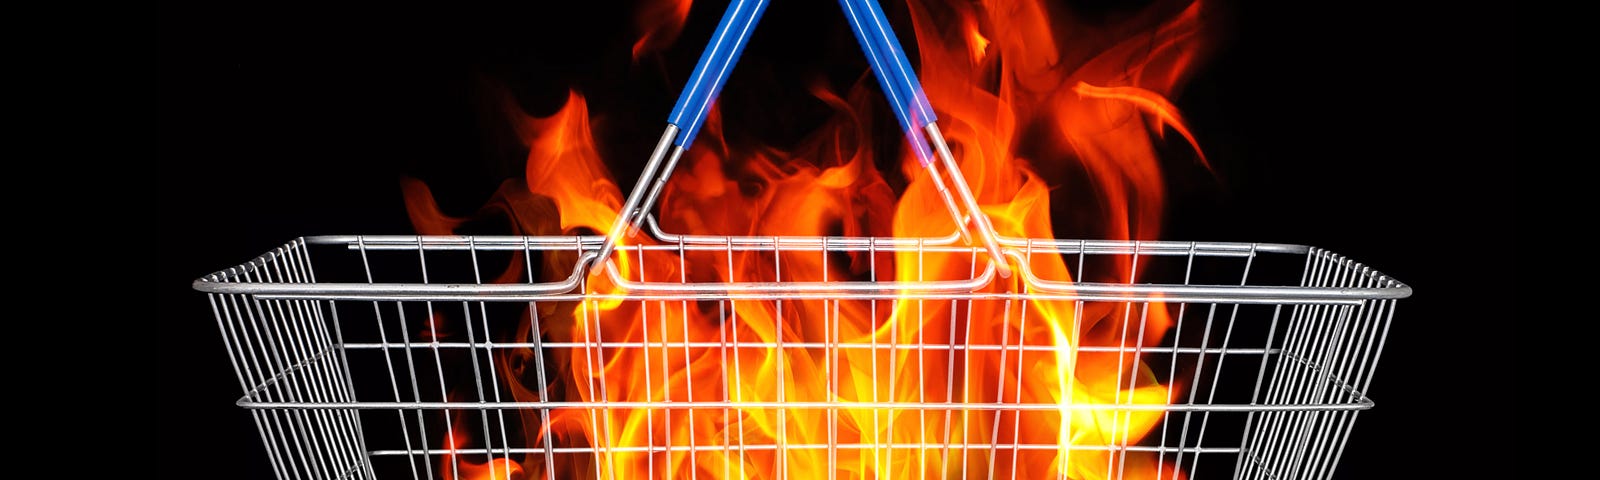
[1235,250,1400,480]
[207,241,373,480]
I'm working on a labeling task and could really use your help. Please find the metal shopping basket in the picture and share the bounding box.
[193,1,1411,479]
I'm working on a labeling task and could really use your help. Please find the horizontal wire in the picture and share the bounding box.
[338,341,1277,356]
[239,399,1372,412]
[367,443,1245,456]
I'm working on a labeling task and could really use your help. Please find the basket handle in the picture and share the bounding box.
[591,0,768,273]
[840,0,1010,278]
[588,0,1011,282]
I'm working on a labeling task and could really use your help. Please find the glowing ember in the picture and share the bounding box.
[406,0,1209,478]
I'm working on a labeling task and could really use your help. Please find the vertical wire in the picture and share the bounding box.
[248,409,293,480]
[637,245,656,479]
[1306,264,1379,479]
[1284,255,1347,477]
[1052,270,1068,480]
[1230,302,1283,480]
[1103,244,1142,477]
[679,236,698,480]
[1320,273,1382,479]
[1114,302,1152,480]
[393,283,437,479]
[413,238,459,480]
[719,298,732,480]
[216,286,294,480]
[233,262,298,480]
[296,242,378,478]
[233,262,300,480]
[275,248,347,480]
[985,297,1013,480]
[963,246,977,480]
[774,237,788,480]
[304,248,373,478]
[917,238,928,476]
[868,239,881,476]
[1186,244,1257,479]
[523,237,557,477]
[1323,278,1400,478]
[357,237,424,479]
[244,263,321,480]
[1252,254,1319,477]
[397,242,437,478]
[1154,244,1199,480]
[886,241,900,476]
[1063,240,1087,480]
[1008,246,1033,479]
[1315,261,1381,479]
[939,250,961,477]
[659,278,675,477]
[1242,249,1325,478]
[1265,250,1335,477]
[1232,247,1313,478]
[1282,254,1353,478]
[824,243,838,480]
[727,238,747,480]
[461,238,503,480]
[252,261,325,480]
[581,244,617,480]
[1299,260,1366,478]
[575,239,605,480]
[1060,296,1085,480]
[827,296,838,480]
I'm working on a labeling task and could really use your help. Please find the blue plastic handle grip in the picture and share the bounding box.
[839,0,934,165]
[855,0,937,128]
[667,0,771,148]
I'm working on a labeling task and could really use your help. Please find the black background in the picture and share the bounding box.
[164,0,1517,478]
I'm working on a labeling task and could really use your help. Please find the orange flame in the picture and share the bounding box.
[406,0,1210,478]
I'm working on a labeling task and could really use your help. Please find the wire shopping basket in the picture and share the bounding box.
[193,1,1411,479]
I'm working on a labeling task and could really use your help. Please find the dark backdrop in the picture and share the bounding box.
[163,0,1518,478]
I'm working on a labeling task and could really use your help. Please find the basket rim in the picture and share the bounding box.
[193,234,1411,303]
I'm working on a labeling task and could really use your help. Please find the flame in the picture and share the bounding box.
[517,90,624,236]
[632,0,694,61]
[406,0,1210,478]
[444,429,526,480]
[964,20,990,63]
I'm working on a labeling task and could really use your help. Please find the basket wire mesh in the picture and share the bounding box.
[195,218,1407,480]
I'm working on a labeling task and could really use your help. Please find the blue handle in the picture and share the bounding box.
[667,0,771,148]
[839,0,934,165]
[667,0,936,165]
[854,0,937,128]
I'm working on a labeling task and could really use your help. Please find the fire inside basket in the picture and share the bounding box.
[194,1,1411,479]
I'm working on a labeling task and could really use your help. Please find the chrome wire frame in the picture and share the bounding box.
[195,220,1409,480]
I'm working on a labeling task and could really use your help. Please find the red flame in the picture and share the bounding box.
[632,0,694,61]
